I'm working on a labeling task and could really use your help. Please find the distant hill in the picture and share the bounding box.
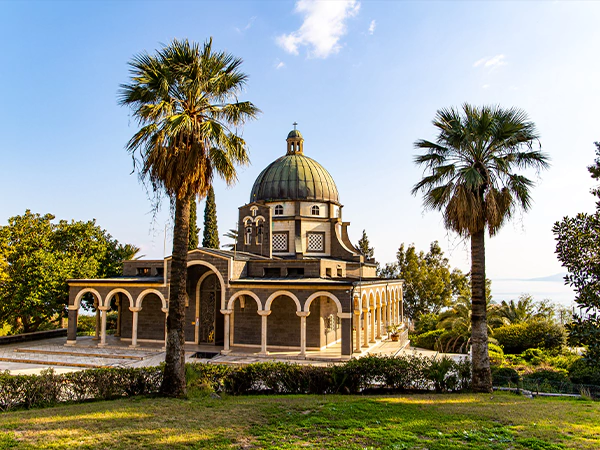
[525,273,567,282]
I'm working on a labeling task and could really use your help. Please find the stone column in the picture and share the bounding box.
[129,307,141,348]
[362,308,369,348]
[382,302,387,334]
[296,311,310,358]
[66,306,78,345]
[376,302,382,339]
[115,296,121,337]
[220,309,232,354]
[257,310,271,356]
[387,302,392,327]
[339,313,352,356]
[98,306,110,347]
[353,310,361,352]
[93,298,100,341]
[369,305,376,343]
[162,308,168,350]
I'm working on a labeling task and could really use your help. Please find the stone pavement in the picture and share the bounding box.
[0,335,464,375]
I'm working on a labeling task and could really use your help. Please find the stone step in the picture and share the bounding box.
[0,356,113,369]
[15,348,145,360]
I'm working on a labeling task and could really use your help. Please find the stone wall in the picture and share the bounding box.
[267,295,300,347]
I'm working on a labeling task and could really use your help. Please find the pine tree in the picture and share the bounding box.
[188,199,199,250]
[202,186,220,249]
[357,229,374,260]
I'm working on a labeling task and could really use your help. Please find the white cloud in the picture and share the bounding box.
[277,0,360,59]
[235,16,257,34]
[482,84,490,89]
[368,19,376,35]
[473,54,507,69]
[275,61,286,70]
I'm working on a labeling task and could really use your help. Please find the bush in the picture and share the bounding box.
[523,368,570,393]
[414,329,444,350]
[491,366,519,386]
[488,343,505,365]
[413,313,440,335]
[568,358,600,385]
[493,320,566,354]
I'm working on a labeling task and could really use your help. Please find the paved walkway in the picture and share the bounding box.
[0,335,463,374]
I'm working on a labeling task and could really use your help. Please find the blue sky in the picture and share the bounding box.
[1,1,599,305]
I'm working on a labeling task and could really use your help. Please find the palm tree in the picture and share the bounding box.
[119,38,259,397]
[222,227,238,250]
[412,104,548,392]
[497,294,554,325]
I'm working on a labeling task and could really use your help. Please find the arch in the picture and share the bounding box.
[104,288,134,309]
[136,289,167,309]
[242,216,253,225]
[375,290,383,307]
[368,291,376,308]
[353,294,362,312]
[304,291,343,314]
[195,271,215,305]
[361,292,369,311]
[255,215,265,223]
[73,288,102,310]
[186,260,227,309]
[227,290,262,310]
[265,290,302,312]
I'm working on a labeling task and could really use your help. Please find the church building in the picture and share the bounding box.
[66,128,405,357]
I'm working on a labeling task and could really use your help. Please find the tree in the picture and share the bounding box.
[496,294,554,326]
[222,227,238,250]
[119,38,258,397]
[379,241,465,321]
[554,142,600,364]
[412,104,548,392]
[0,210,134,333]
[188,199,199,250]
[202,186,220,249]
[356,229,374,260]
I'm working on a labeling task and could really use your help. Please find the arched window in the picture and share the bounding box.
[274,205,284,215]
[245,226,252,245]
[257,224,264,245]
[311,205,320,216]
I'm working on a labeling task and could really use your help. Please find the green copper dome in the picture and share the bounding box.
[250,152,339,204]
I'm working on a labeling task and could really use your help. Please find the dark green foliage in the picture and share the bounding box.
[188,199,199,250]
[0,367,163,411]
[413,313,440,334]
[0,211,136,333]
[491,367,520,386]
[356,229,374,260]
[554,142,600,365]
[413,329,444,350]
[202,186,220,249]
[380,241,466,320]
[77,312,117,335]
[493,320,567,354]
[568,358,600,385]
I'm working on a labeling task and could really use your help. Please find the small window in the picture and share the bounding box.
[337,268,343,277]
[272,233,288,252]
[274,205,284,215]
[264,267,281,277]
[156,267,164,277]
[256,224,264,245]
[137,267,151,276]
[251,207,257,217]
[245,226,252,245]
[287,267,304,277]
[307,232,325,252]
[325,268,332,278]
[311,205,320,216]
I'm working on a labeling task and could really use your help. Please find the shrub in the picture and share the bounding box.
[523,368,570,393]
[568,358,600,385]
[413,313,440,335]
[493,320,566,354]
[414,329,444,350]
[491,366,519,386]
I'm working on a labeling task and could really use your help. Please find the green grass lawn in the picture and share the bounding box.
[0,392,598,449]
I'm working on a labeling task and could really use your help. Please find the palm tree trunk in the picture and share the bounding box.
[160,196,190,397]
[470,229,492,393]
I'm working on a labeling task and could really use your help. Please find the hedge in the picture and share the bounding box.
[0,355,471,411]
[493,320,566,354]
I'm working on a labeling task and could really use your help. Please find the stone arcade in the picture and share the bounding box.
[67,129,405,357]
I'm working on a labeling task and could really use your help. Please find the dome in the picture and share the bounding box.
[250,131,339,204]
[287,129,303,139]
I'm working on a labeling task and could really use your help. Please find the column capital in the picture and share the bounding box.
[353,310,361,315]
[296,311,310,317]
[129,307,142,312]
[67,305,78,311]
[98,306,110,311]
[220,309,233,315]
[257,310,271,316]
[161,308,168,314]
[338,312,352,319]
